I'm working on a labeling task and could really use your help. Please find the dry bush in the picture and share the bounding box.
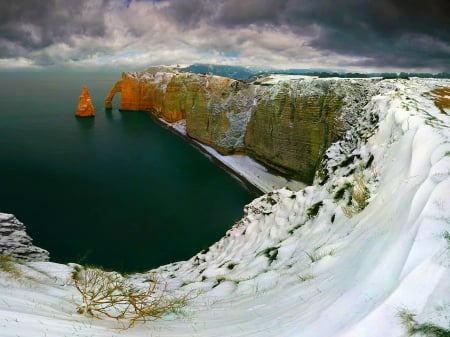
[342,173,370,218]
[72,266,190,328]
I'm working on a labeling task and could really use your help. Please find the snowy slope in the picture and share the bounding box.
[1,78,449,337]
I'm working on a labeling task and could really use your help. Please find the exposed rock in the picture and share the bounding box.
[75,86,95,117]
[0,213,49,262]
[104,80,122,109]
[106,68,381,183]
[184,75,265,153]
[113,69,260,153]
[245,78,375,184]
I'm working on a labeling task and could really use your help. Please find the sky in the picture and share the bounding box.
[0,0,449,73]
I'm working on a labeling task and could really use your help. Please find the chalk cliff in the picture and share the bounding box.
[75,86,95,117]
[104,80,122,109]
[105,68,380,183]
[0,213,49,262]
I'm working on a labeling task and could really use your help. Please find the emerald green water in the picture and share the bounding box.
[0,72,253,272]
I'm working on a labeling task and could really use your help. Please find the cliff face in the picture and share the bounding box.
[106,69,378,184]
[245,79,373,183]
[116,69,261,153]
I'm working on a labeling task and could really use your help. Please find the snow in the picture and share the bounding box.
[1,77,449,336]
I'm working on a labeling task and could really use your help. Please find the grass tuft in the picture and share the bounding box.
[398,308,450,337]
[305,248,335,263]
[298,273,315,282]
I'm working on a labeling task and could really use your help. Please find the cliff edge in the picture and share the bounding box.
[106,68,380,184]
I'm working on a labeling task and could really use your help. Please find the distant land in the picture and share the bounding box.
[176,63,450,81]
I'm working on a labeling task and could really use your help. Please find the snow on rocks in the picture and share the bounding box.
[0,213,49,262]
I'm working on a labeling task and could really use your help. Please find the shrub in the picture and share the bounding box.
[72,266,190,328]
[398,308,450,337]
[307,201,324,219]
[257,247,279,265]
[342,173,370,218]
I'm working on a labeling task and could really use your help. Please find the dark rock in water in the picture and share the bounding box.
[0,213,49,262]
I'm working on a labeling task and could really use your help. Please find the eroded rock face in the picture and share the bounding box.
[116,69,260,153]
[104,80,122,109]
[0,213,49,262]
[107,68,379,183]
[246,79,343,183]
[75,86,95,117]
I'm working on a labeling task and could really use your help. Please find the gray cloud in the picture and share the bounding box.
[0,0,448,72]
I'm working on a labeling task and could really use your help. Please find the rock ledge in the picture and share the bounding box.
[0,213,49,262]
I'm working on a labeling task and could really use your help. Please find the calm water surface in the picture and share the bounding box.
[0,71,253,272]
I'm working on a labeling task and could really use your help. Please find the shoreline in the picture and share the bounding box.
[138,111,306,194]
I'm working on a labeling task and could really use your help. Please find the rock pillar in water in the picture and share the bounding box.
[76,86,95,117]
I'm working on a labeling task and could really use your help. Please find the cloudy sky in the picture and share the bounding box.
[1,0,449,72]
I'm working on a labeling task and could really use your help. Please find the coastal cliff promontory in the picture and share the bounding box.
[106,67,379,184]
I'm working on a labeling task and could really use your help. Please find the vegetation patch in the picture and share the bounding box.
[306,201,324,219]
[334,182,352,202]
[257,246,279,265]
[71,266,190,328]
[342,173,370,218]
[429,87,450,114]
[0,255,22,279]
[443,231,450,249]
[298,273,315,282]
[305,248,335,263]
[399,308,450,337]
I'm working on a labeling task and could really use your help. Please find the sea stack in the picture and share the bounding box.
[75,86,95,117]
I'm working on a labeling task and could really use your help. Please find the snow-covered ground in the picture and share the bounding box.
[1,78,449,336]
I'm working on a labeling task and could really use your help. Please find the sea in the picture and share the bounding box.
[0,71,254,272]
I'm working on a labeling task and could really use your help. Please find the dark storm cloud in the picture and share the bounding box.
[297,0,450,70]
[216,0,289,26]
[159,0,216,26]
[0,0,109,61]
[156,0,450,70]
[0,0,448,71]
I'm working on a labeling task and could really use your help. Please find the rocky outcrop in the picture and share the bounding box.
[111,68,262,153]
[106,68,379,183]
[0,213,49,262]
[104,80,122,109]
[75,86,95,117]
